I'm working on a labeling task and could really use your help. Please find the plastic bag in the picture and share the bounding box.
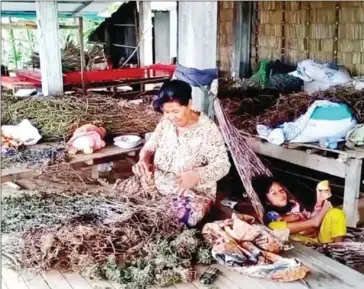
[1,119,42,146]
[290,59,351,85]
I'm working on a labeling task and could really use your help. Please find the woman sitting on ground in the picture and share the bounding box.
[252,176,347,244]
[127,79,231,227]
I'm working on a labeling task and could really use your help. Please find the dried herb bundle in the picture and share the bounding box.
[1,94,161,141]
[26,39,106,72]
[1,188,212,288]
[219,79,364,134]
[1,144,68,169]
[1,191,180,270]
[87,230,213,288]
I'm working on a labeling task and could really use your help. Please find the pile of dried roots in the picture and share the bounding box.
[219,79,364,134]
[1,144,68,169]
[26,39,107,72]
[1,94,161,141]
[1,186,212,288]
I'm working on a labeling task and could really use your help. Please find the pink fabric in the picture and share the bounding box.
[68,124,106,153]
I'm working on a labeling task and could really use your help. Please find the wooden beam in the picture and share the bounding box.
[1,167,42,183]
[234,1,252,78]
[72,1,93,16]
[245,137,346,178]
[344,158,362,227]
[1,23,79,30]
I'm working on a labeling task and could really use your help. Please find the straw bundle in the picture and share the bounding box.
[249,1,364,76]
[284,25,306,39]
[338,40,364,52]
[284,51,307,64]
[355,65,364,75]
[259,10,282,24]
[285,10,306,24]
[285,1,304,11]
[285,38,305,51]
[345,64,364,76]
[309,24,336,39]
[257,47,281,61]
[258,1,283,11]
[258,35,281,48]
[309,39,334,52]
[258,24,282,37]
[309,51,334,63]
[339,7,364,23]
[340,1,364,7]
[337,52,362,65]
[310,2,336,9]
[338,24,364,40]
[309,8,336,24]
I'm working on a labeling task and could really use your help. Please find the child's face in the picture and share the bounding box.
[266,182,288,207]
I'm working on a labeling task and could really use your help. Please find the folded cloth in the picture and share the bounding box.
[202,213,309,282]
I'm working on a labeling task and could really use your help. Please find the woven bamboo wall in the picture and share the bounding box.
[250,1,364,75]
[217,1,235,76]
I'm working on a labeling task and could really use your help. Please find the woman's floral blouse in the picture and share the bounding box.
[142,112,231,201]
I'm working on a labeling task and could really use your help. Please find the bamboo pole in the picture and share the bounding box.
[134,6,140,67]
[333,2,340,64]
[9,18,18,69]
[305,2,311,59]
[280,1,286,62]
[27,29,34,69]
[78,16,86,95]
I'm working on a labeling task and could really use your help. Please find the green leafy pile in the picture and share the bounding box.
[87,229,213,288]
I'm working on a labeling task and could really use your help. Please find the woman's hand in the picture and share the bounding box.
[175,170,200,190]
[132,159,152,177]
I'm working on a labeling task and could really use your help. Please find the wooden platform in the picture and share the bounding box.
[2,243,364,289]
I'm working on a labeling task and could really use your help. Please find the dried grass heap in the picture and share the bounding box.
[1,94,161,141]
[1,182,212,288]
[219,79,364,134]
[1,144,68,170]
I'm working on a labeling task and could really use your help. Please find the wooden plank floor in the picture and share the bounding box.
[3,243,364,289]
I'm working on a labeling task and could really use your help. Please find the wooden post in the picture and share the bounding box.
[333,2,340,64]
[35,1,63,96]
[133,7,140,67]
[343,158,362,227]
[169,5,177,64]
[254,2,259,68]
[280,1,286,63]
[177,2,218,113]
[78,16,86,95]
[234,1,252,78]
[305,2,310,59]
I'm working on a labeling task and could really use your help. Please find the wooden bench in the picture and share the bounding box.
[244,134,364,227]
[1,144,142,183]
